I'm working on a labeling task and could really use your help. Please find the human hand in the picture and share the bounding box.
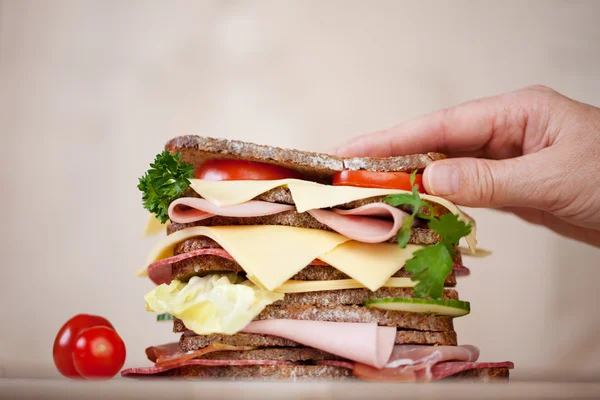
[334,86,600,247]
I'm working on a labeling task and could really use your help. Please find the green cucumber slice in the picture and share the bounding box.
[364,298,470,317]
[156,313,174,321]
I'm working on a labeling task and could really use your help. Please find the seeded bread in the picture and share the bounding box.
[166,136,445,182]
[198,347,340,362]
[444,367,510,382]
[273,287,459,307]
[170,255,457,286]
[167,364,353,380]
[173,306,453,332]
[166,365,508,381]
[179,330,458,351]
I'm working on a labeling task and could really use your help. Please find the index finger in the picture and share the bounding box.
[334,90,536,159]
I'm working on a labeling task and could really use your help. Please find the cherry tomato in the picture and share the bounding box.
[53,314,114,378]
[72,326,126,380]
[195,159,300,181]
[332,170,424,192]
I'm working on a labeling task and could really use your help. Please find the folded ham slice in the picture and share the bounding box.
[242,320,396,369]
[354,345,489,382]
[307,203,408,243]
[169,198,295,224]
[168,197,409,244]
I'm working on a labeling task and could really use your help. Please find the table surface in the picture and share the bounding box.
[2,379,600,400]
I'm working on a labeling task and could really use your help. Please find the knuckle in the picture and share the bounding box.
[470,160,498,205]
[524,84,558,95]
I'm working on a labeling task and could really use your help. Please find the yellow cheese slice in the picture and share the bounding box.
[139,225,349,291]
[274,277,416,293]
[189,179,477,252]
[138,225,424,292]
[142,213,170,237]
[320,241,423,291]
[459,247,492,257]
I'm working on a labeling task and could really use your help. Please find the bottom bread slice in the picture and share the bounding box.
[166,365,510,382]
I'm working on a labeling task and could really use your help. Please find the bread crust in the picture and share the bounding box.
[273,287,459,307]
[168,364,353,380]
[173,305,453,332]
[164,364,509,381]
[165,136,446,181]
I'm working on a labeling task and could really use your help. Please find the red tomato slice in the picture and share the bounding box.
[195,159,300,181]
[53,314,114,379]
[72,326,126,380]
[332,170,424,192]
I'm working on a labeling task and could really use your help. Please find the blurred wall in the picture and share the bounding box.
[1,0,599,380]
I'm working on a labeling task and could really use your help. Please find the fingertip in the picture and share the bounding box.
[424,162,461,196]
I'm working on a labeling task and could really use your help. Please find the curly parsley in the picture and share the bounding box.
[138,151,195,223]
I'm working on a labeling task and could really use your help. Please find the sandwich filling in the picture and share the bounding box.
[124,137,513,382]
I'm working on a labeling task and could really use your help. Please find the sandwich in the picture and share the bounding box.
[122,136,513,381]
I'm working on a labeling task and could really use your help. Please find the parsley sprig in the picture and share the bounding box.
[385,172,472,299]
[138,151,195,223]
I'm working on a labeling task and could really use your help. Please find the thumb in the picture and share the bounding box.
[423,154,554,209]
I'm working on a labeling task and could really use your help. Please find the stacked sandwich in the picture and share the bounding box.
[122,136,513,381]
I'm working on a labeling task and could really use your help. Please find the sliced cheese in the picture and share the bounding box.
[142,213,170,237]
[140,225,349,291]
[274,277,416,293]
[189,179,477,252]
[138,225,423,292]
[459,247,492,257]
[320,241,423,291]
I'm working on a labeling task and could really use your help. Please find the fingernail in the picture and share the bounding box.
[427,164,460,195]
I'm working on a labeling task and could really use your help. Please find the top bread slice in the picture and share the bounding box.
[166,135,445,181]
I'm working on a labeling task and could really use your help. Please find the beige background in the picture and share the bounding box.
[1,0,599,382]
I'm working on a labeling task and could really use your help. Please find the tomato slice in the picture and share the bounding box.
[53,314,115,379]
[72,326,126,380]
[332,170,424,192]
[195,159,300,181]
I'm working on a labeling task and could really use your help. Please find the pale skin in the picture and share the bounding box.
[334,85,600,247]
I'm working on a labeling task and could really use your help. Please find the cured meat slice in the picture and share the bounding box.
[243,320,396,368]
[169,198,294,223]
[307,204,408,243]
[168,197,409,244]
[353,345,480,382]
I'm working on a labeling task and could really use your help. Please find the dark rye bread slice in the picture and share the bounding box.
[198,347,340,362]
[167,364,353,380]
[445,367,510,382]
[167,216,441,246]
[179,330,458,352]
[173,306,453,332]
[169,237,459,286]
[166,365,509,381]
[273,288,459,307]
[171,255,456,286]
[256,305,453,331]
[166,135,445,182]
